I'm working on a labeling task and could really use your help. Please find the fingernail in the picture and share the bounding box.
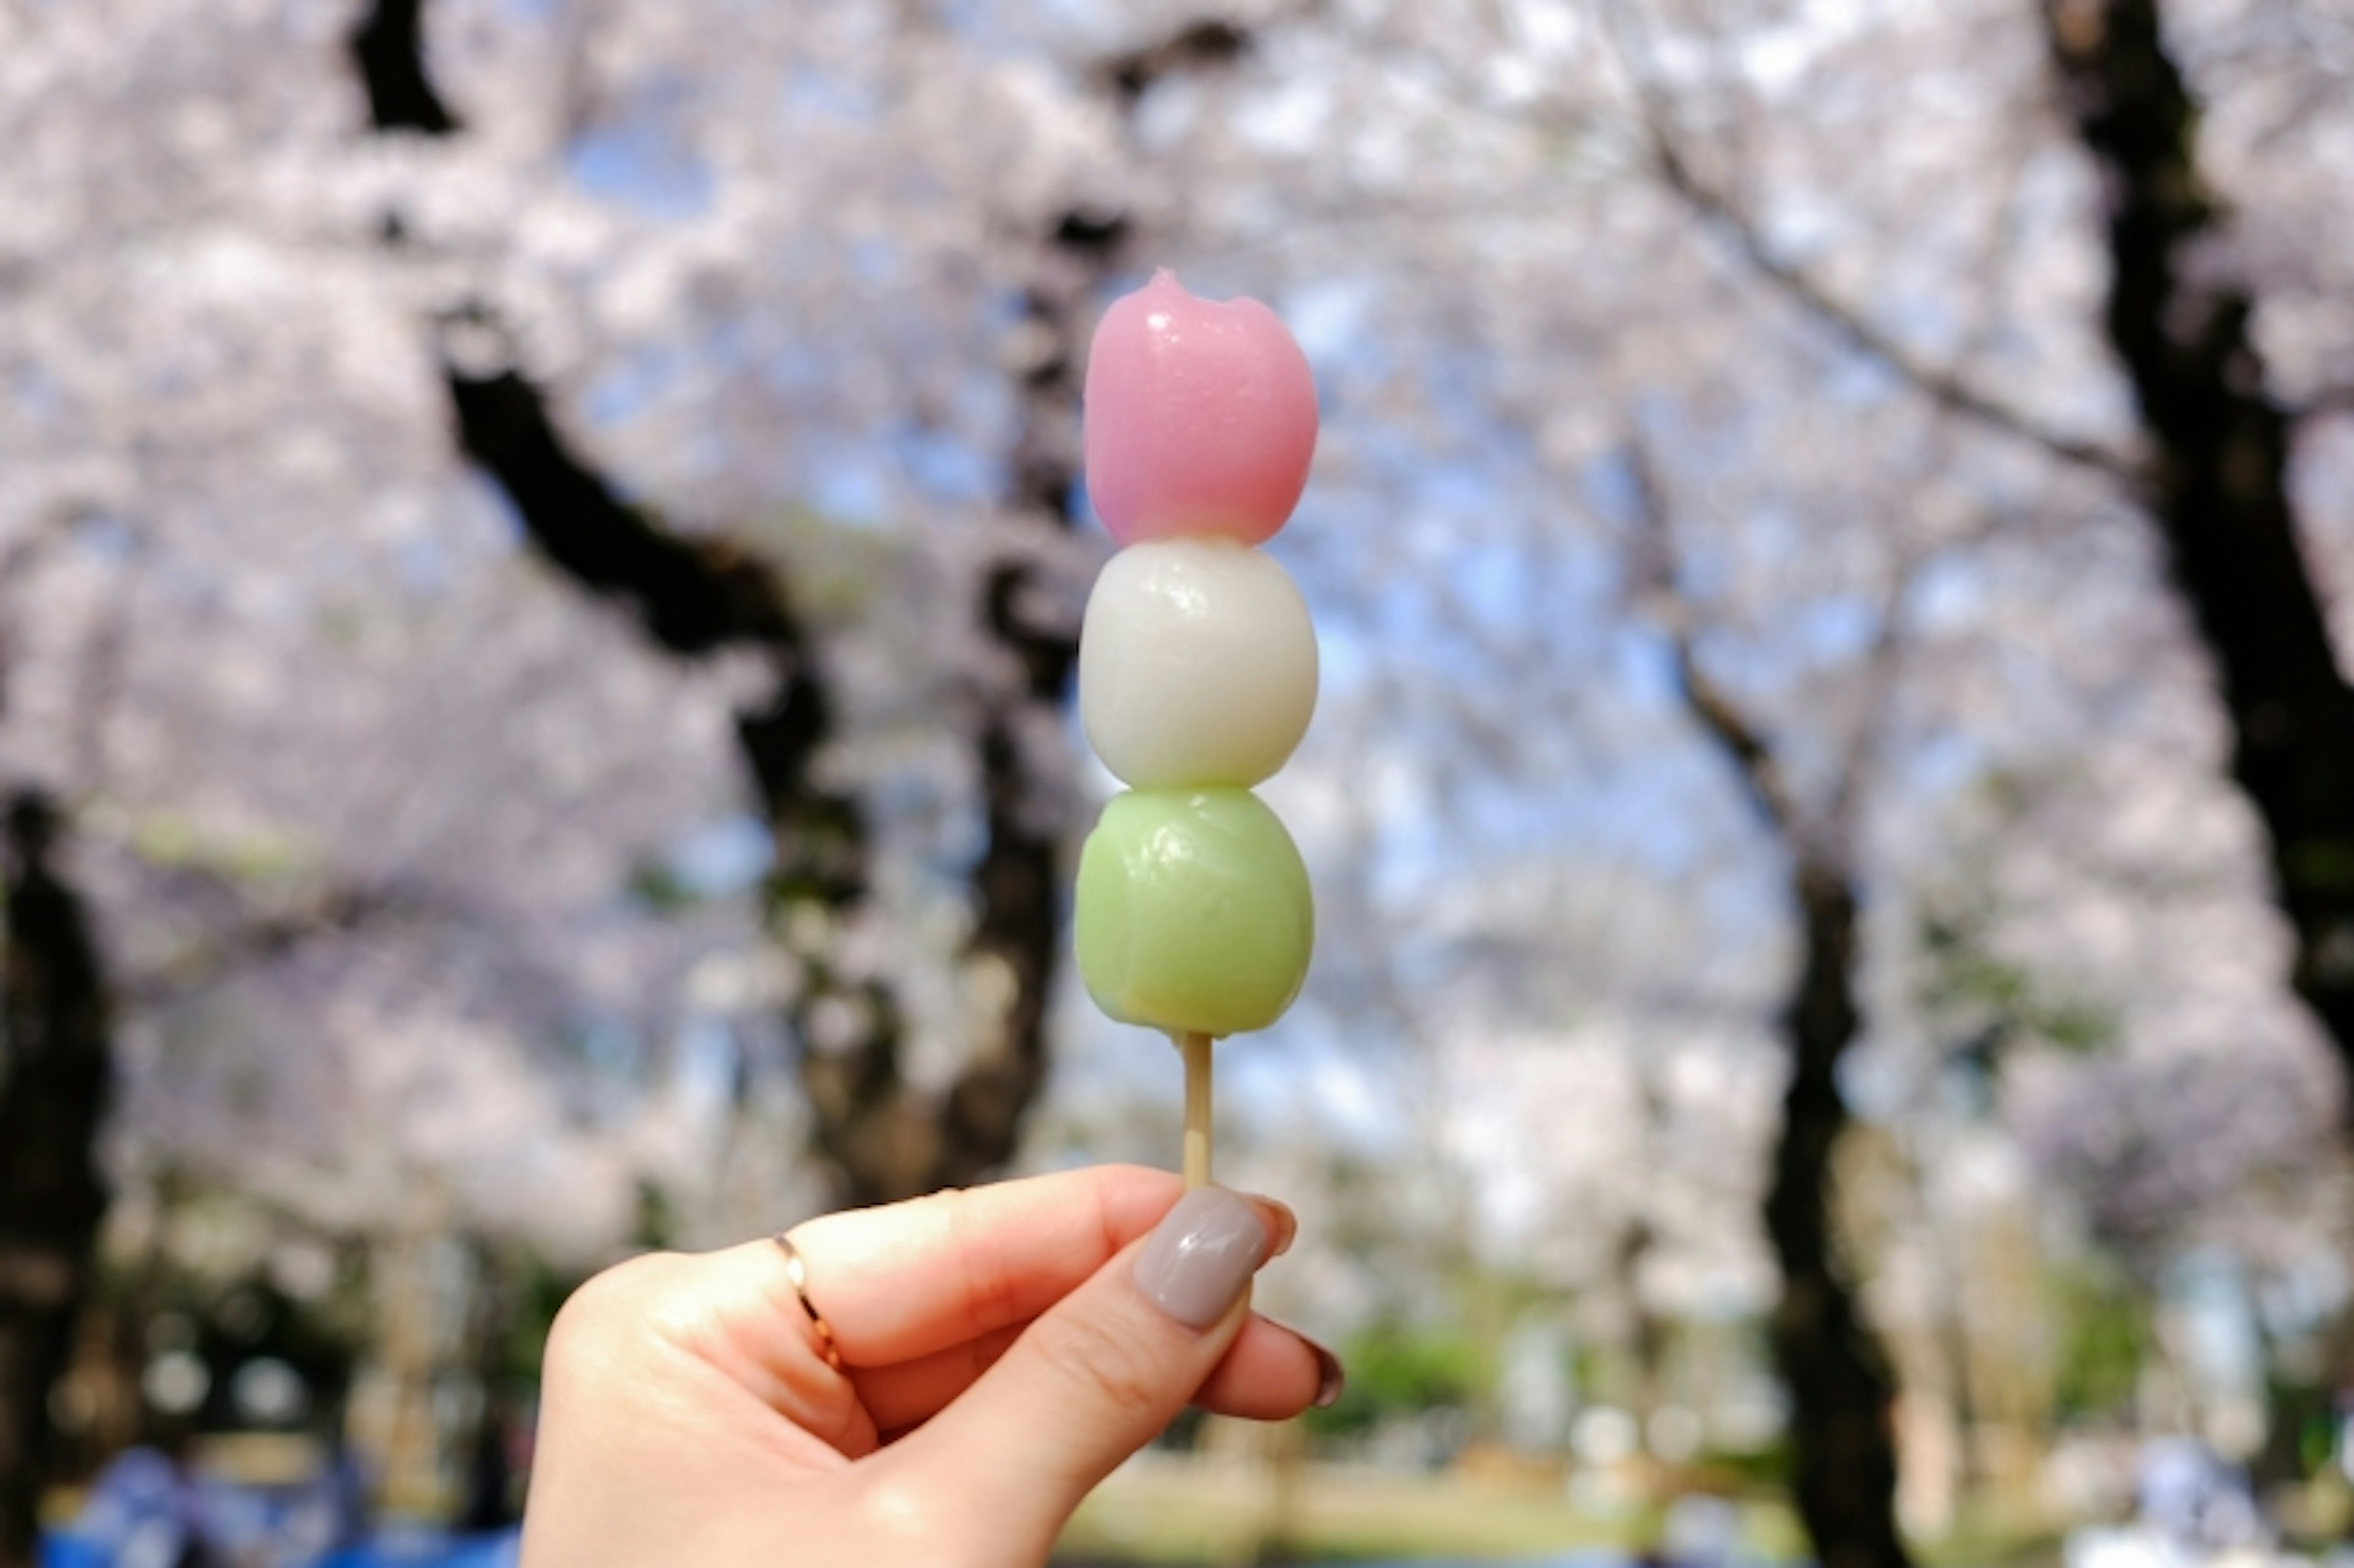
[1308,1339,1346,1409]
[1246,1194,1298,1258]
[1132,1187,1271,1330]
[1265,1318,1346,1409]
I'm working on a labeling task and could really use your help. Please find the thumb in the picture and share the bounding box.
[888,1185,1275,1553]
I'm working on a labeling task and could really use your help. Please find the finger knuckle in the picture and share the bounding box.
[544,1254,676,1376]
[945,1195,1026,1331]
[1038,1307,1167,1417]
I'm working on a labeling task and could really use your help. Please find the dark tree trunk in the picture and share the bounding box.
[829,22,1238,1198]
[0,794,113,1568]
[1680,733,1911,1568]
[1639,437,1913,1568]
[934,217,1129,1198]
[2041,0,2354,1089]
[1762,860,1911,1568]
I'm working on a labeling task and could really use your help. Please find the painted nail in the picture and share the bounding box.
[1264,1318,1346,1409]
[1132,1187,1271,1330]
[1307,1338,1346,1409]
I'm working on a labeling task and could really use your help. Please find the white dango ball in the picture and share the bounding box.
[1079,538,1319,790]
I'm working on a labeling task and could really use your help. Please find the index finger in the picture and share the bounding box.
[785,1166,1293,1366]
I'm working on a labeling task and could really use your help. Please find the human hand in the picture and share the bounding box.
[517,1166,1341,1567]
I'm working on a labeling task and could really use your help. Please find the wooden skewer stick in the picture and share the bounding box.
[1178,1030,1214,1189]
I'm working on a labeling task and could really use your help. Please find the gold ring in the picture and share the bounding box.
[772,1232,843,1372]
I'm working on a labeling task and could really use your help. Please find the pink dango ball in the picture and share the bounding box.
[1083,269,1319,548]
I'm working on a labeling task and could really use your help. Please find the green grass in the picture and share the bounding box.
[1056,1455,2069,1566]
[1059,1455,1758,1564]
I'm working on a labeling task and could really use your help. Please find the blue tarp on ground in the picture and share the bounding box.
[42,1531,519,1568]
[37,1539,106,1568]
[316,1532,519,1567]
[42,1448,518,1568]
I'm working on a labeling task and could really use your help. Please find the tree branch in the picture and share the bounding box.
[117,881,422,1010]
[1595,0,2137,482]
[439,355,914,1199]
[1094,18,1251,103]
[1645,134,2141,485]
[1622,438,1807,843]
[440,369,804,657]
[352,0,926,1198]
[349,0,460,135]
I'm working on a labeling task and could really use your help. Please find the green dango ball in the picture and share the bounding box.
[1075,788,1314,1038]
